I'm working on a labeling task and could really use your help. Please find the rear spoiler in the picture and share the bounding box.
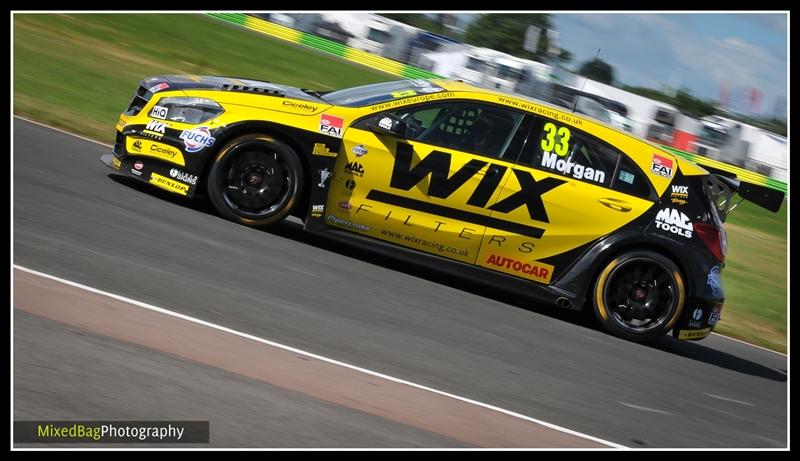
[702,164,785,216]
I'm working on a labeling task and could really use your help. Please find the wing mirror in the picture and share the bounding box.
[367,114,407,138]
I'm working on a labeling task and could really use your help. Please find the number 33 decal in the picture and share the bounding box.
[540,122,571,157]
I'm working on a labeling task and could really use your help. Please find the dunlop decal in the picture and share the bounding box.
[149,172,189,196]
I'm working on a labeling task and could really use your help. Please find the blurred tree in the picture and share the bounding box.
[623,85,717,119]
[382,14,463,41]
[463,14,552,60]
[578,58,614,84]
[556,49,573,65]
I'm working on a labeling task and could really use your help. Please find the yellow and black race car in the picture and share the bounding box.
[100,76,784,343]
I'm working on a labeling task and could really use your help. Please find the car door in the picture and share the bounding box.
[325,101,526,265]
[475,115,657,284]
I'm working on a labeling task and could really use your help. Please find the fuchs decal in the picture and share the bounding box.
[180,127,215,153]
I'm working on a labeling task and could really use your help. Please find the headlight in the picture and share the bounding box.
[149,97,224,124]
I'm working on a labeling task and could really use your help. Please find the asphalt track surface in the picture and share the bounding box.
[13,118,787,448]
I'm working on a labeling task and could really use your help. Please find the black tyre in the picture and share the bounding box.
[207,134,304,228]
[592,250,685,343]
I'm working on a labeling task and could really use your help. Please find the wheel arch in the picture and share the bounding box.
[197,121,313,218]
[557,234,691,312]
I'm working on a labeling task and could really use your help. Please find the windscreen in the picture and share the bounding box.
[321,80,445,107]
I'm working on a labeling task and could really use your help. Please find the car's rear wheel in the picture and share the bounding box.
[592,250,685,343]
[207,134,303,228]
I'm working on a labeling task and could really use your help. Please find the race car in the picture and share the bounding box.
[100,76,785,343]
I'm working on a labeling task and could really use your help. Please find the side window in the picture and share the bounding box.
[530,118,619,188]
[613,155,654,200]
[394,103,523,159]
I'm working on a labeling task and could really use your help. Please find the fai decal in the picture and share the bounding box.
[319,115,343,138]
[148,83,169,93]
[651,154,673,178]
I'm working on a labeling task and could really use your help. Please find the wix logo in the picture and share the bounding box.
[145,120,168,134]
[364,143,564,240]
[670,185,689,205]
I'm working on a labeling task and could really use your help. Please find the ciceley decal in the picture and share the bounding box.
[365,143,565,240]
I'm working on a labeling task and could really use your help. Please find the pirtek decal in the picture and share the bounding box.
[378,142,565,223]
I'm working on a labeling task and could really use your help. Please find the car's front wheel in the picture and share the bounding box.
[592,250,685,343]
[207,134,304,228]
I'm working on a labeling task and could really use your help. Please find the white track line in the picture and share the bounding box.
[704,393,753,407]
[13,264,627,449]
[12,115,788,359]
[710,332,787,357]
[618,402,673,416]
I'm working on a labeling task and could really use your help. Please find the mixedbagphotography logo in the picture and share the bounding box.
[14,421,210,444]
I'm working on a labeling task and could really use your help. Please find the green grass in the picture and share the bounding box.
[13,14,390,142]
[714,201,787,352]
[13,14,788,352]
